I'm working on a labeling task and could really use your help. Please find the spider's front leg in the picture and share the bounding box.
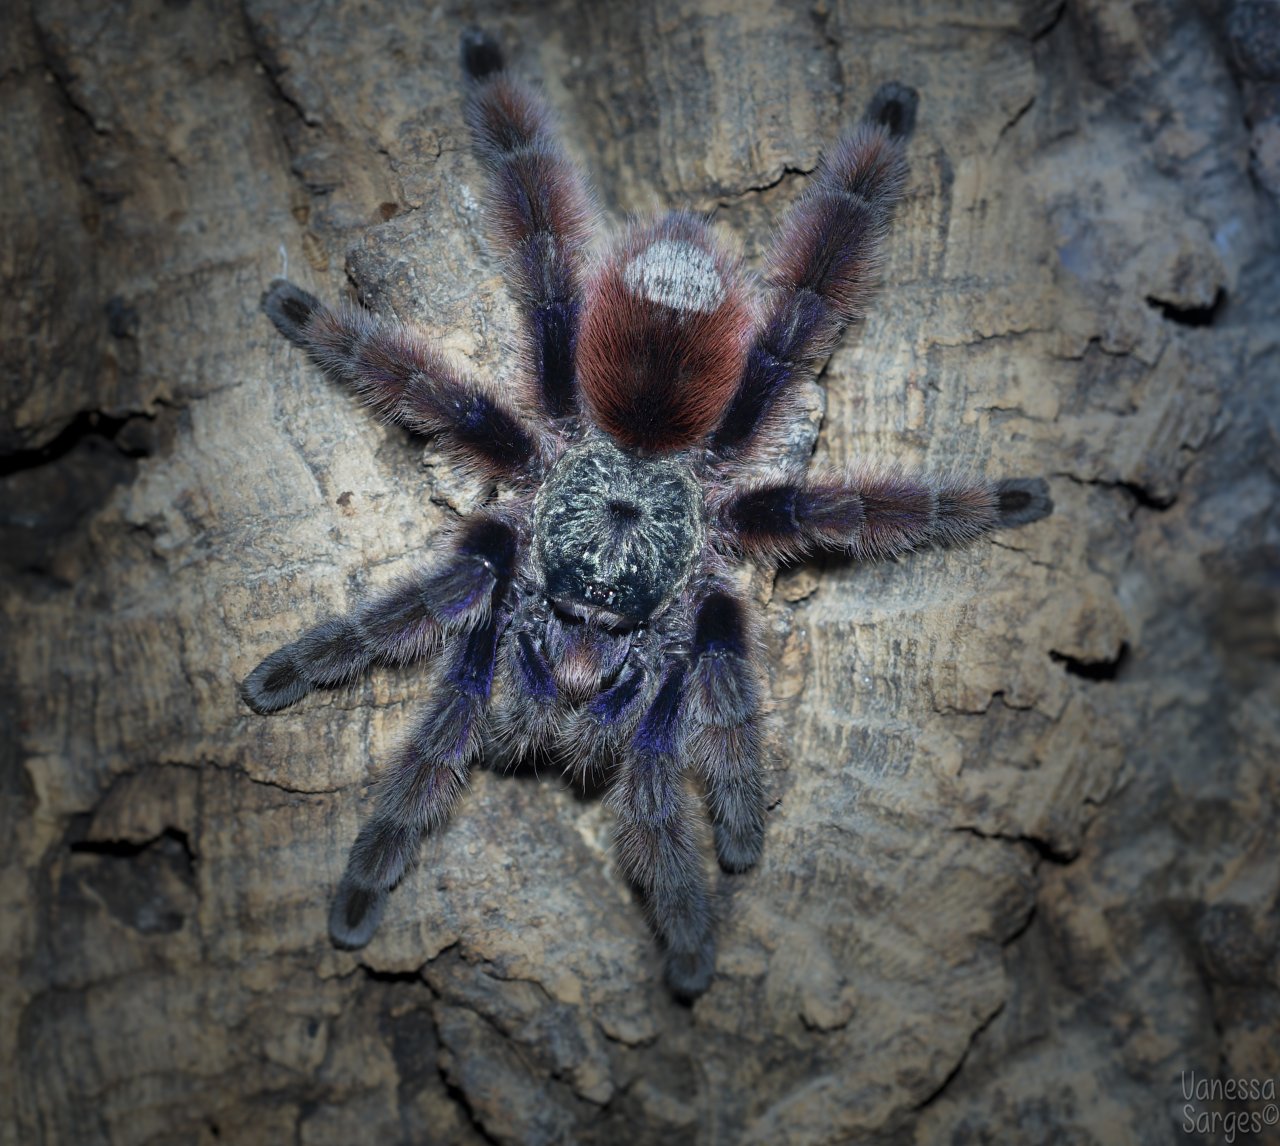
[331,609,505,947]
[240,517,514,713]
[688,591,766,873]
[315,516,517,947]
[611,662,716,1000]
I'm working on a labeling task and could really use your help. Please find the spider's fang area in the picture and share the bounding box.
[994,477,1054,529]
[588,665,646,727]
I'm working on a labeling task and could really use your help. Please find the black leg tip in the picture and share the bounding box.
[866,82,919,141]
[665,943,716,1001]
[329,881,388,949]
[240,645,312,714]
[715,830,763,874]
[461,27,505,81]
[994,477,1054,529]
[261,279,322,343]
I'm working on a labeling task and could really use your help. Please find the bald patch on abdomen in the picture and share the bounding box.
[624,239,725,314]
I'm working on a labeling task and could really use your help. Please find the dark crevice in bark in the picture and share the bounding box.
[1050,641,1129,682]
[1054,471,1178,511]
[0,410,149,477]
[1145,288,1226,327]
[357,964,428,985]
[913,1000,1007,1111]
[1030,0,1068,42]
[953,825,1077,866]
[69,825,195,863]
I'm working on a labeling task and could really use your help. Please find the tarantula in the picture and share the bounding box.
[241,30,1051,999]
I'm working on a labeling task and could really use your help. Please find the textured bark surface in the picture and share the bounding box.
[4,1,1278,1144]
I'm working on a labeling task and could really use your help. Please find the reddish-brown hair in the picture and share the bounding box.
[577,214,753,453]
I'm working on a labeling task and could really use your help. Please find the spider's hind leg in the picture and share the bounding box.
[711,93,914,457]
[461,30,596,420]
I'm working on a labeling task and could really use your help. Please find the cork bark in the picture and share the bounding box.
[4,1,1278,1144]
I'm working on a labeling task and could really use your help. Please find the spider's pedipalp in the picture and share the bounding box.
[464,39,595,420]
[331,610,504,948]
[577,213,754,453]
[239,517,516,715]
[261,280,540,480]
[559,659,648,774]
[611,661,715,1000]
[721,466,1049,565]
[543,615,633,703]
[712,118,909,457]
[688,591,766,874]
[488,629,563,769]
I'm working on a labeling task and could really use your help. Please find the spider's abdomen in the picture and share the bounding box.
[576,212,754,453]
[533,438,702,627]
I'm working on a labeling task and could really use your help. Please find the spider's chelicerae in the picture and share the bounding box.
[242,30,1052,999]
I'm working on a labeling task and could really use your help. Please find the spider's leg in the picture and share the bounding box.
[262,281,539,481]
[462,29,594,420]
[240,517,516,714]
[687,591,765,873]
[330,607,505,948]
[612,661,715,1000]
[720,468,1052,564]
[711,87,915,457]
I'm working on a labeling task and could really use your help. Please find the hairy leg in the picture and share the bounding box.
[711,84,915,457]
[241,516,516,713]
[611,662,715,999]
[720,468,1052,564]
[330,611,503,948]
[687,591,765,872]
[262,280,539,481]
[462,29,595,419]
